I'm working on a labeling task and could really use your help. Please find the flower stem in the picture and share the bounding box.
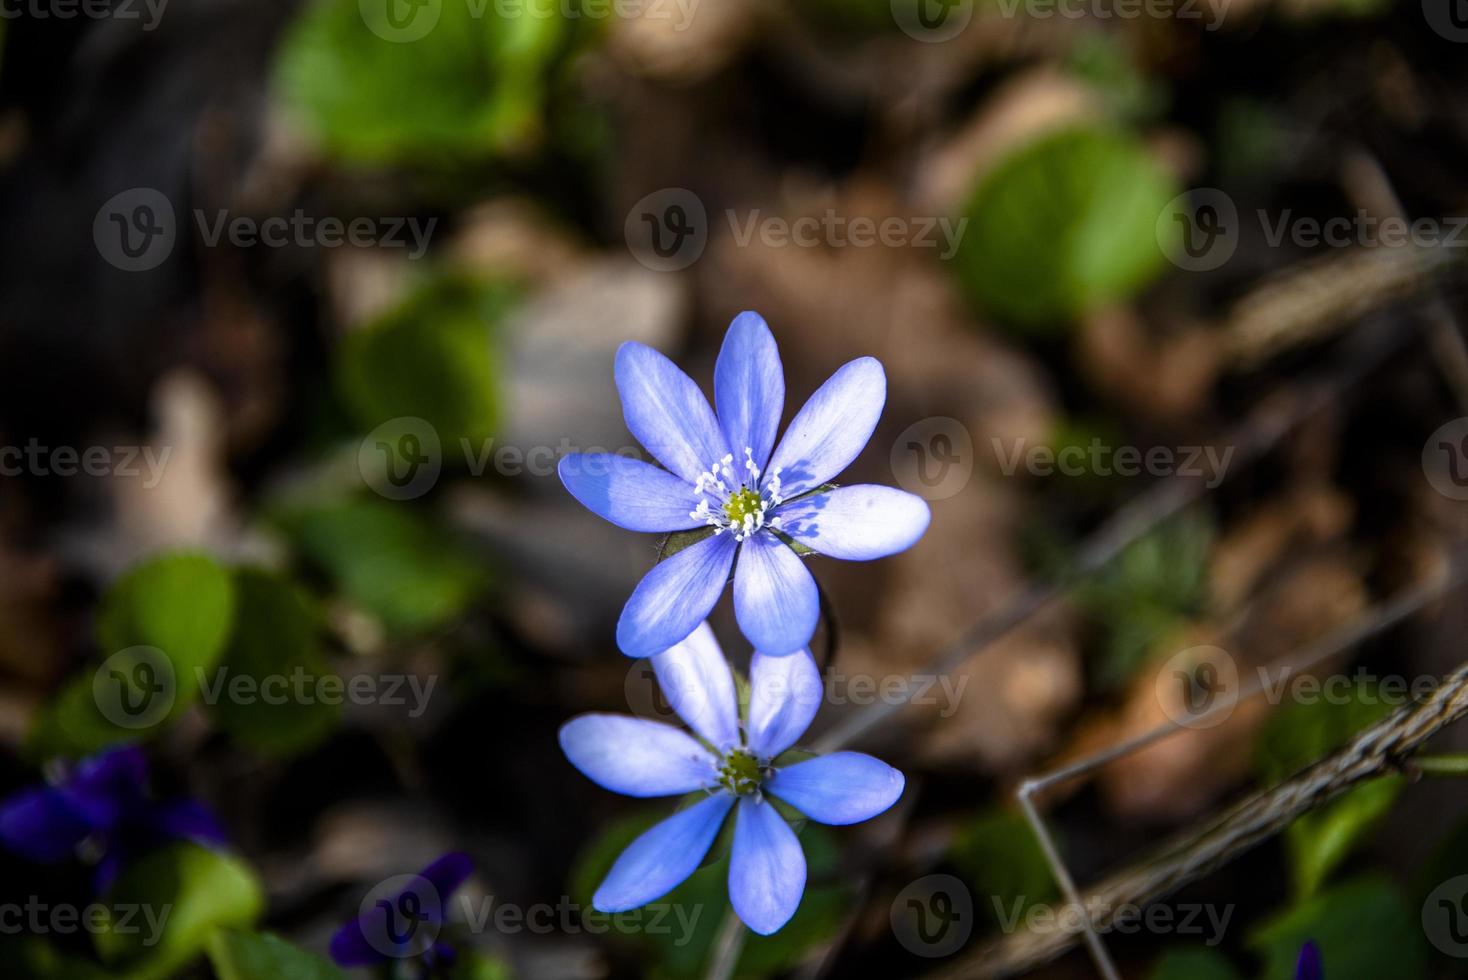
[704,908,746,980]
[1415,752,1468,777]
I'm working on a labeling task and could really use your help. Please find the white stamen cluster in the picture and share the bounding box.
[689,448,786,542]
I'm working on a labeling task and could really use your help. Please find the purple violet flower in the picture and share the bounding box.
[330,852,473,974]
[559,311,931,658]
[559,622,904,935]
[1296,939,1322,980]
[0,744,226,892]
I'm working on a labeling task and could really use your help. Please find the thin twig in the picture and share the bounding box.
[704,908,747,980]
[1415,753,1468,778]
[932,610,1468,977]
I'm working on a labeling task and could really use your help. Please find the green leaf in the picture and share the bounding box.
[444,950,514,980]
[337,277,513,451]
[0,935,114,979]
[1255,680,1401,897]
[96,552,237,694]
[28,553,237,758]
[275,0,571,163]
[208,570,341,756]
[1054,509,1214,691]
[1148,947,1242,980]
[96,843,265,979]
[950,807,1057,932]
[1248,875,1425,980]
[278,497,489,635]
[1284,776,1401,899]
[953,126,1177,328]
[207,931,345,980]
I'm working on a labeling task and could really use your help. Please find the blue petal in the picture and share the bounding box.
[560,714,718,797]
[766,752,904,825]
[746,650,823,759]
[733,533,818,656]
[617,531,737,658]
[616,342,731,485]
[63,745,150,828]
[559,454,701,532]
[775,485,930,560]
[417,852,474,908]
[329,916,385,967]
[728,798,805,935]
[714,312,784,473]
[0,787,93,862]
[1295,940,1322,980]
[765,358,885,498]
[151,798,228,849]
[594,793,734,912]
[651,622,740,751]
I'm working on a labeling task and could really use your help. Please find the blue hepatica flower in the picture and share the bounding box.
[330,852,473,975]
[1296,939,1322,980]
[0,744,226,891]
[559,622,904,934]
[559,311,931,658]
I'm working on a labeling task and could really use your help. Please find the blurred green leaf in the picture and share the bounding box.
[1248,875,1425,980]
[337,277,514,451]
[954,126,1177,327]
[1065,33,1168,123]
[1148,947,1242,980]
[1255,680,1401,898]
[96,843,265,979]
[0,936,115,979]
[280,497,489,635]
[28,553,237,758]
[445,951,514,980]
[207,931,345,980]
[96,552,237,694]
[1060,509,1213,690]
[275,0,572,163]
[208,570,340,756]
[950,807,1057,932]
